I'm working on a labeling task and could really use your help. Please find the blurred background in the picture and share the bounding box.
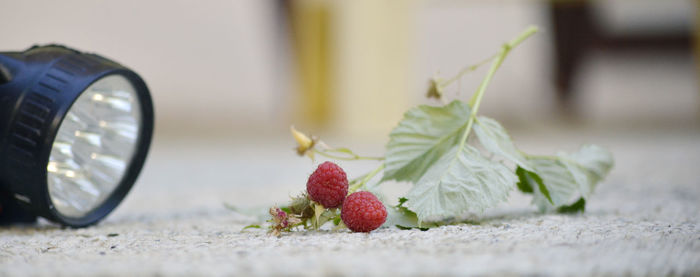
[1,0,699,215]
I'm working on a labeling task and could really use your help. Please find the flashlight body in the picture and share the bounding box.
[0,48,75,221]
[0,45,154,227]
[0,48,70,225]
[0,191,36,224]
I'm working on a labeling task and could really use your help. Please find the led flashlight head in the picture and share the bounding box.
[0,45,154,227]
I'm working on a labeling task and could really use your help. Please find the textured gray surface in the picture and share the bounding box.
[1,129,699,276]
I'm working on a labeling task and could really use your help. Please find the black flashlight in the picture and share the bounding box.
[0,45,154,227]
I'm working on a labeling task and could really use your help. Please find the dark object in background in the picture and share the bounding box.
[0,45,154,227]
[549,1,694,109]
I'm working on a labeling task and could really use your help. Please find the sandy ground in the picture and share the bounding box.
[1,127,699,276]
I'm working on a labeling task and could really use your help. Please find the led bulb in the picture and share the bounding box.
[47,75,142,218]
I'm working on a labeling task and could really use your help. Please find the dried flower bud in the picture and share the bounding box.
[290,126,316,157]
[268,206,302,236]
[426,78,445,100]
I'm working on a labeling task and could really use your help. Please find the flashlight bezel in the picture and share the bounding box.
[0,45,154,227]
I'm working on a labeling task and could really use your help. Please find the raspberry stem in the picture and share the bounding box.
[461,26,538,148]
[437,26,539,188]
[439,53,498,88]
[348,163,385,194]
[312,148,384,161]
[434,26,538,98]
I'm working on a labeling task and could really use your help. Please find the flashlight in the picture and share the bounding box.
[0,45,154,227]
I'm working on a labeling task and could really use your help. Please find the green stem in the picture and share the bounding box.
[348,172,370,185]
[441,26,537,91]
[469,26,538,107]
[348,163,385,193]
[438,26,539,179]
[313,149,384,161]
[461,26,538,144]
[441,53,498,87]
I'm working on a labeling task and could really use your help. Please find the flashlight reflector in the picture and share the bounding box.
[47,75,142,218]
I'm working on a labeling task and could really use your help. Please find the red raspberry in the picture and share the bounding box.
[341,191,387,232]
[306,161,348,208]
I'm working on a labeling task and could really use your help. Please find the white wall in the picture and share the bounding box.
[2,0,696,139]
[0,0,280,136]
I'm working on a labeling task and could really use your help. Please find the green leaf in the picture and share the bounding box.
[385,197,440,229]
[515,167,533,193]
[397,197,409,207]
[395,225,413,230]
[528,158,579,211]
[556,198,586,214]
[383,100,471,183]
[395,225,430,231]
[516,167,553,204]
[527,145,613,211]
[558,145,614,198]
[242,224,261,230]
[405,145,517,222]
[385,198,421,228]
[473,116,532,171]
